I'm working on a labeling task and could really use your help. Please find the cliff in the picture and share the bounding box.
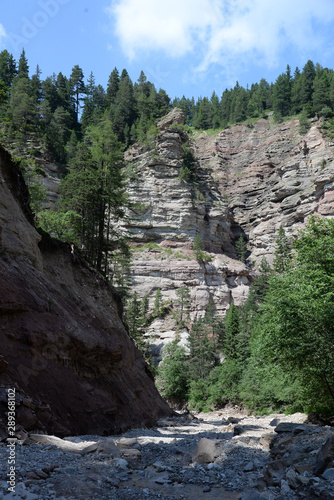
[195,114,334,263]
[121,109,334,356]
[0,146,173,438]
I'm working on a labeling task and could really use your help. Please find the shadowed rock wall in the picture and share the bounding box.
[0,147,173,437]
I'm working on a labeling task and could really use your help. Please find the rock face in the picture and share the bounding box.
[121,110,334,355]
[194,115,334,264]
[0,146,173,437]
[123,110,250,342]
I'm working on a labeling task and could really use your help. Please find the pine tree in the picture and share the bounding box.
[106,67,119,106]
[188,317,218,381]
[223,302,240,359]
[291,67,303,114]
[193,235,204,259]
[235,236,247,263]
[156,341,189,400]
[140,294,149,326]
[17,49,29,79]
[48,117,128,275]
[273,71,291,119]
[273,225,290,273]
[10,78,36,130]
[31,65,42,106]
[42,75,59,113]
[0,50,17,87]
[312,68,331,116]
[232,85,248,123]
[174,286,191,326]
[112,69,136,142]
[299,107,310,135]
[70,64,86,120]
[300,60,316,109]
[153,288,163,317]
[126,292,144,343]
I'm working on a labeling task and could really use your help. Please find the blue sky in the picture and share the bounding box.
[1,0,334,101]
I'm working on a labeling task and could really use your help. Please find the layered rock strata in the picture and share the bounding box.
[122,111,251,349]
[194,115,334,263]
[0,146,173,437]
[122,109,334,356]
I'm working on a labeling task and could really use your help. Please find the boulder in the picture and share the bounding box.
[315,436,334,475]
[192,437,224,464]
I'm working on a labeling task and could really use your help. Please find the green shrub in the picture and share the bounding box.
[156,342,189,401]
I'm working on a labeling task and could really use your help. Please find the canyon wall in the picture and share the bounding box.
[0,146,173,438]
[121,109,334,355]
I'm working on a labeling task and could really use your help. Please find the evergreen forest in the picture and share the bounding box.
[1,48,334,417]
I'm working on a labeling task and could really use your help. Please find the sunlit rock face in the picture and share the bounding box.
[194,115,334,264]
[121,110,251,355]
[0,146,173,438]
[122,110,334,355]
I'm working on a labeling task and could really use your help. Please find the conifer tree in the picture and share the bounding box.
[174,286,191,326]
[126,292,144,344]
[153,288,163,317]
[17,49,29,79]
[70,64,86,120]
[0,50,17,87]
[273,225,290,273]
[235,236,247,263]
[223,302,240,359]
[106,67,119,106]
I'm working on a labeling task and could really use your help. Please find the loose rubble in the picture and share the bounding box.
[1,408,334,499]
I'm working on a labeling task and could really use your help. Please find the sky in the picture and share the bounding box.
[1,0,334,101]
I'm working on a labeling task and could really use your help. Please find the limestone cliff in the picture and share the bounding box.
[194,114,334,264]
[122,109,251,355]
[121,109,334,356]
[0,146,173,438]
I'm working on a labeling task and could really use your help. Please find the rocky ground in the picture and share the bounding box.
[1,408,334,500]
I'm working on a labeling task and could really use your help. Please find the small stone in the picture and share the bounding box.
[315,436,334,474]
[233,425,244,436]
[322,468,334,481]
[280,478,292,493]
[155,477,168,485]
[259,432,275,450]
[117,437,138,448]
[207,462,220,470]
[286,468,298,489]
[35,469,49,479]
[113,458,128,469]
[120,448,141,459]
[203,486,211,492]
[244,461,254,472]
[269,418,280,427]
[153,461,166,472]
[106,477,120,487]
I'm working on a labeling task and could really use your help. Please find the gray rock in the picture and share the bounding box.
[244,461,255,472]
[315,436,334,474]
[269,418,280,427]
[192,438,224,464]
[274,423,307,433]
[323,468,334,481]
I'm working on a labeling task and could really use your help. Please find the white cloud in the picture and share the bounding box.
[108,0,223,58]
[108,0,334,75]
[0,23,6,47]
